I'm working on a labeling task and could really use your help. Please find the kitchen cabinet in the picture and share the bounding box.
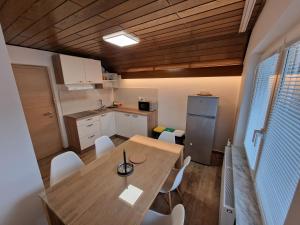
[58,54,85,84]
[115,112,148,138]
[115,112,131,137]
[83,58,103,84]
[64,108,157,153]
[99,112,116,137]
[131,114,148,137]
[64,115,101,152]
[53,54,103,84]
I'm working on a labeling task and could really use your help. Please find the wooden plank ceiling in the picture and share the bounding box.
[0,0,264,75]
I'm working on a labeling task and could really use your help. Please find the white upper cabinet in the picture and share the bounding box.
[83,58,103,84]
[59,55,85,84]
[53,54,103,85]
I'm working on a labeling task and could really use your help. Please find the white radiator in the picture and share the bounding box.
[219,146,235,225]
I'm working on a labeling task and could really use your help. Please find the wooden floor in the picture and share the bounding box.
[37,136,223,225]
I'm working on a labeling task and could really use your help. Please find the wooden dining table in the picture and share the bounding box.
[40,135,183,225]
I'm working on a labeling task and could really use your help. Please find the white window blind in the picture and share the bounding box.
[255,42,300,225]
[244,54,279,169]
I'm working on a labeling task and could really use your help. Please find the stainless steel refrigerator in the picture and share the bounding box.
[185,96,219,165]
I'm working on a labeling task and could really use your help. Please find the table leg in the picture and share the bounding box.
[41,200,64,225]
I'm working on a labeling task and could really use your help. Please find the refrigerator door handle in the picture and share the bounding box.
[188,113,216,119]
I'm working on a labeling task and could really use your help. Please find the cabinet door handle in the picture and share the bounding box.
[88,135,95,139]
[101,114,106,117]
[132,114,138,118]
[125,114,130,117]
[87,124,93,127]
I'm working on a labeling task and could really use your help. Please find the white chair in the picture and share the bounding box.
[95,136,115,158]
[50,151,84,186]
[160,156,191,211]
[158,131,176,144]
[141,204,185,225]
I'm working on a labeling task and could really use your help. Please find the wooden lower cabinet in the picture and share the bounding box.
[64,110,157,153]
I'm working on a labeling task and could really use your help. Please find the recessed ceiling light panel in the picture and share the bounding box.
[103,31,139,47]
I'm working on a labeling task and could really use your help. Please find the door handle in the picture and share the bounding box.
[43,112,53,116]
[88,135,95,139]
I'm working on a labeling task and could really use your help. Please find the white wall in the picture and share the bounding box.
[233,0,300,147]
[58,86,114,115]
[6,45,114,147]
[114,87,158,108]
[233,0,300,224]
[118,76,241,151]
[0,26,46,225]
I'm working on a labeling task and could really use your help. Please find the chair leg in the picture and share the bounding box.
[168,192,172,213]
[176,188,183,201]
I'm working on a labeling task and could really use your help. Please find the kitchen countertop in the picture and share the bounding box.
[112,107,154,116]
[64,107,155,120]
[231,146,263,225]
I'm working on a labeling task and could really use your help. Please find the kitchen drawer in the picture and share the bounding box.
[77,116,99,126]
[77,120,100,137]
[79,131,100,150]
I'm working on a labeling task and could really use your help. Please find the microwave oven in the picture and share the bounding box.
[138,101,157,111]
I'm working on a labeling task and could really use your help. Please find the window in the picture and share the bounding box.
[244,54,279,169]
[255,42,300,225]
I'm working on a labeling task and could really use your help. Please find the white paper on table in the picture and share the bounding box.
[118,184,143,206]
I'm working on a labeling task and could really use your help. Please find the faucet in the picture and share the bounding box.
[96,99,105,111]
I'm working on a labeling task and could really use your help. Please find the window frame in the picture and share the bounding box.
[244,50,284,176]
[253,49,288,176]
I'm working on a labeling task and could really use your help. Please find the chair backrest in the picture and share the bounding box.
[170,156,191,191]
[158,131,176,144]
[95,136,115,158]
[50,151,84,186]
[171,204,185,225]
